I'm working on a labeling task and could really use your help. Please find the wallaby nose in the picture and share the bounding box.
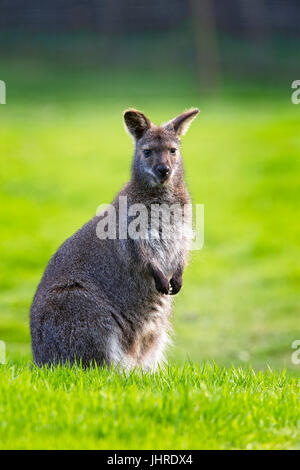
[156,165,170,180]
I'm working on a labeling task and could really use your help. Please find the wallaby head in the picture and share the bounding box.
[124,108,199,188]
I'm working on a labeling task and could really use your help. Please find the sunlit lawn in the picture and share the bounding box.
[1,363,299,450]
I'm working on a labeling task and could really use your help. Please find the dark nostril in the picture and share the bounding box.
[157,165,170,177]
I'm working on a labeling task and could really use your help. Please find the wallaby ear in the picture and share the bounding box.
[123,109,152,140]
[164,108,199,136]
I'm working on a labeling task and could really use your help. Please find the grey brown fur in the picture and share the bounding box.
[30,108,199,370]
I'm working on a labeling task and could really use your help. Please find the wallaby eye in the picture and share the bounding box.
[170,148,176,155]
[143,149,152,158]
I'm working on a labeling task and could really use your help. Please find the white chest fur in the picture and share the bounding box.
[146,207,192,276]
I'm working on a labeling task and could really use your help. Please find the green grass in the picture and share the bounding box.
[0,60,299,449]
[0,363,299,450]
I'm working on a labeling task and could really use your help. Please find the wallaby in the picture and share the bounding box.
[30,108,199,370]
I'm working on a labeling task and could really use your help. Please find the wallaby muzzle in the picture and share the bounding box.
[155,164,171,183]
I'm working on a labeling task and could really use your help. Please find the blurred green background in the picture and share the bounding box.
[0,0,299,373]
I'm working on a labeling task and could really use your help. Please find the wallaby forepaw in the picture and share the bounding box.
[169,276,182,295]
[154,276,170,295]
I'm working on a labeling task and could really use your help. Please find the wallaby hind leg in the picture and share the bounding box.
[31,287,111,367]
